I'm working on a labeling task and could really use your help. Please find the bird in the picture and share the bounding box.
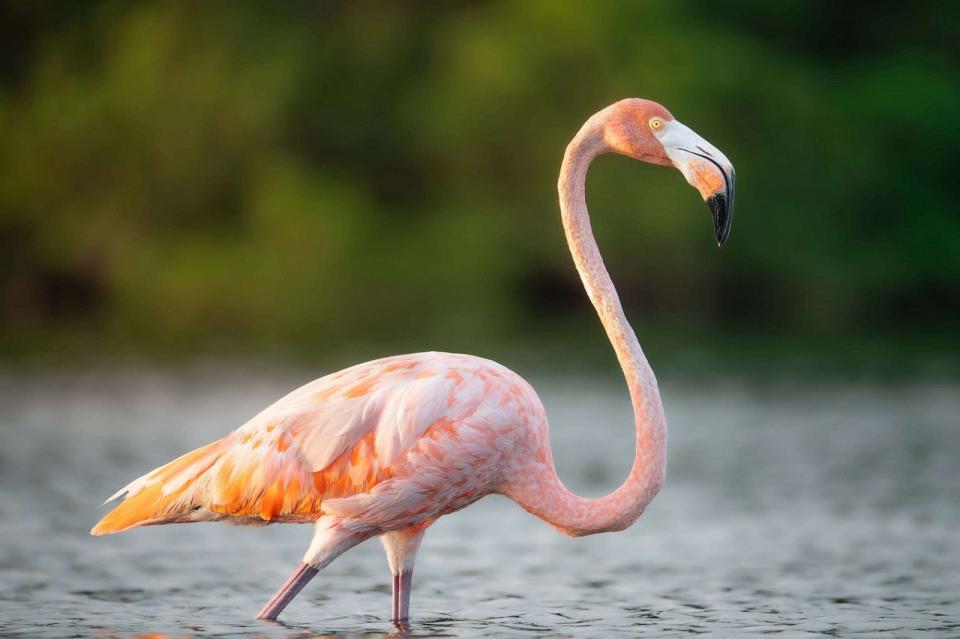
[92,98,735,626]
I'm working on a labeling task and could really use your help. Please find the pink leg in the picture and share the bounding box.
[256,563,319,620]
[381,527,424,627]
[391,572,401,622]
[391,569,413,626]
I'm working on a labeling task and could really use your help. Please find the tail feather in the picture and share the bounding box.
[91,438,227,536]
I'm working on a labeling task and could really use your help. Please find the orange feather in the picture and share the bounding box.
[91,439,226,535]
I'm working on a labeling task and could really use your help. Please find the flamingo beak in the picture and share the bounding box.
[656,120,736,246]
[706,177,735,247]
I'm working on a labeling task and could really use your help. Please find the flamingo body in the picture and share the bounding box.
[93,98,735,625]
[92,352,545,537]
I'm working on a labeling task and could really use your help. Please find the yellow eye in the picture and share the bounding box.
[650,118,663,130]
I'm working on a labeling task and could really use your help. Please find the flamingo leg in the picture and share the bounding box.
[256,562,319,620]
[381,527,425,626]
[394,568,413,624]
[391,572,401,622]
[257,517,369,621]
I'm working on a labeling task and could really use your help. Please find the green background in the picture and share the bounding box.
[2,1,957,375]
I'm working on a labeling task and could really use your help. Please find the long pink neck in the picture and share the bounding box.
[510,117,667,536]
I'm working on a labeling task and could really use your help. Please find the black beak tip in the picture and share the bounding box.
[707,191,733,247]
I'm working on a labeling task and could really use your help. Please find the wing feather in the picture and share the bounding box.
[92,352,474,534]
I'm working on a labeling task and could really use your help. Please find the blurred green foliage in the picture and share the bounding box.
[1,1,958,367]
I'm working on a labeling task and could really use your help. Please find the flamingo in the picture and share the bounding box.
[92,98,735,625]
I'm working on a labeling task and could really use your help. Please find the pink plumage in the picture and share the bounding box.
[93,98,735,625]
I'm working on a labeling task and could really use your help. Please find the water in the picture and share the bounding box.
[1,366,958,637]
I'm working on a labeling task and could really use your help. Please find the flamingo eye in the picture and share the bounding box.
[650,118,664,130]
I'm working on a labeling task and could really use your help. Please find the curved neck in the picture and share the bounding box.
[510,119,668,536]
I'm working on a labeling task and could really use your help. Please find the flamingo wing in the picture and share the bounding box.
[91,352,482,535]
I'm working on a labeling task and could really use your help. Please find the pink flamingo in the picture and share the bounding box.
[92,98,734,625]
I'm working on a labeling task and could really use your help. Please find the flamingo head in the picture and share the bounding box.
[601,98,736,246]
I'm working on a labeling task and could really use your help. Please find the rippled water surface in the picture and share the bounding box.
[1,367,958,637]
